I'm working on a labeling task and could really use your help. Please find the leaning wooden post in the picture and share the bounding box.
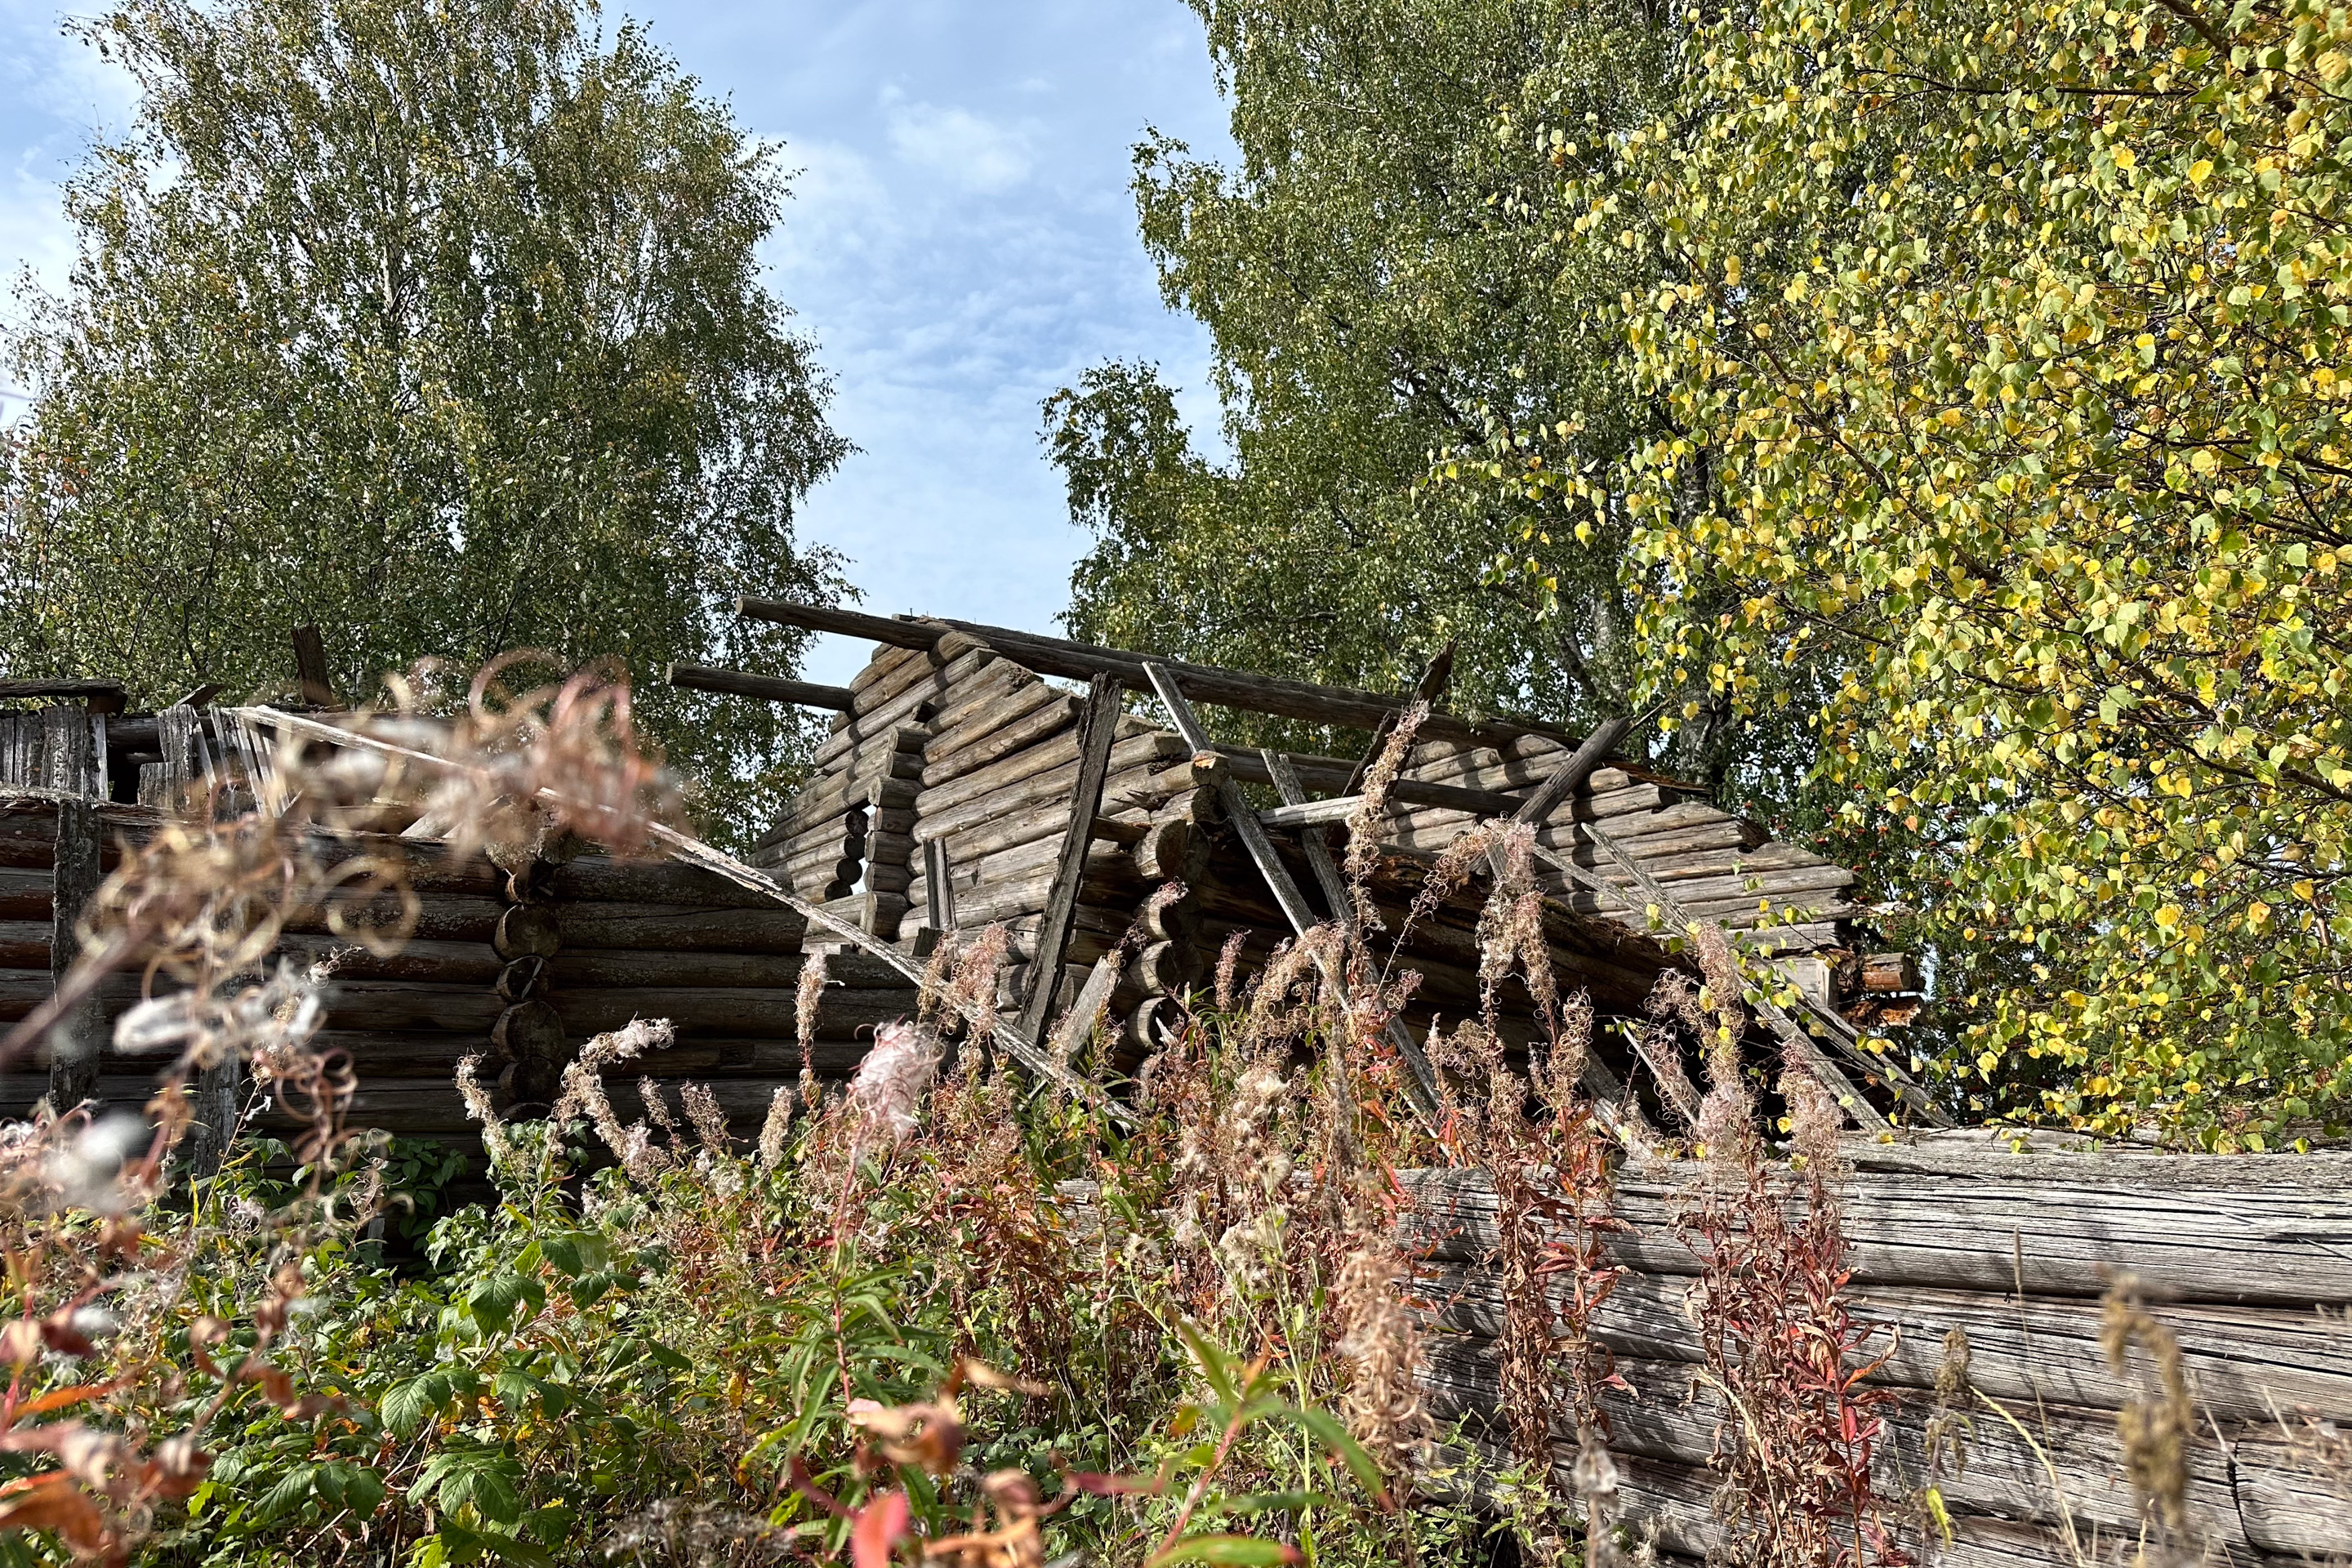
[42,706,105,1114]
[1144,662,1443,1119]
[1017,673,1122,1049]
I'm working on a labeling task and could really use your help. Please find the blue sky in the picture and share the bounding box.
[0,0,1235,686]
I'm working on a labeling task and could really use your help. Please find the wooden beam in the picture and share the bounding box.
[1016,674,1122,1049]
[1343,641,1454,795]
[1220,749,1520,817]
[1146,662,1441,1118]
[291,625,338,708]
[0,679,125,702]
[734,595,1575,750]
[1511,714,1634,826]
[666,664,856,710]
[43,706,103,1112]
[1535,825,1920,1134]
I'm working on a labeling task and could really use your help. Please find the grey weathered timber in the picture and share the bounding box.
[667,664,856,710]
[42,707,103,1111]
[291,625,337,707]
[1537,826,1899,1134]
[0,679,125,703]
[921,838,956,935]
[1217,746,1523,817]
[1049,955,1123,1062]
[734,595,1576,749]
[1415,1259,2352,1426]
[1509,714,1635,826]
[1259,748,1446,1118]
[1343,641,1454,795]
[1146,662,1441,1117]
[1579,820,1941,1124]
[1401,1163,2352,1305]
[920,689,1079,786]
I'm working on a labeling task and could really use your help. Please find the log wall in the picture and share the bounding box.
[0,794,919,1149]
[1402,1143,2352,1566]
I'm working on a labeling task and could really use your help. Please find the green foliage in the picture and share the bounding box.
[0,0,851,837]
[55,1043,1499,1568]
[1045,0,1689,755]
[1496,0,2352,1139]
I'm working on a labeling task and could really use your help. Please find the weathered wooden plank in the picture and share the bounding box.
[666,665,855,710]
[1414,1263,2352,1424]
[1401,1166,2352,1306]
[735,597,1581,749]
[1018,676,1124,1049]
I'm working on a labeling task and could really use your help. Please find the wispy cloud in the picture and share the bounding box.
[882,92,1034,194]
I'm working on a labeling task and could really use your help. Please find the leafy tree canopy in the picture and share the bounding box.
[1495,0,2352,1142]
[1,0,852,835]
[1045,0,1702,765]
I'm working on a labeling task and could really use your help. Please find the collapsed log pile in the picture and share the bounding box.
[1405,1143,2352,1566]
[719,600,1917,1126]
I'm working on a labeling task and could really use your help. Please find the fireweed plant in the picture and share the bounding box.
[0,667,1921,1567]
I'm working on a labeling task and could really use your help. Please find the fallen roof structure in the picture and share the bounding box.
[693,599,1936,1137]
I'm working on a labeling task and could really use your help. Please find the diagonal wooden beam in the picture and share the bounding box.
[1511,714,1635,826]
[1017,673,1124,1049]
[1145,663,1442,1119]
[1343,641,1454,795]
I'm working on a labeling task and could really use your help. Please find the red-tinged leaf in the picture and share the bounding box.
[0,1472,108,1552]
[38,1320,95,1360]
[1067,1463,1174,1498]
[849,1490,909,1568]
[14,1380,122,1419]
[788,1456,850,1519]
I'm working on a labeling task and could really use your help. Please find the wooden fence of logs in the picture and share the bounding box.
[1404,1143,2352,1566]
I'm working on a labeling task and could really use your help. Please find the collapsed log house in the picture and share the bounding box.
[2,605,1931,1143]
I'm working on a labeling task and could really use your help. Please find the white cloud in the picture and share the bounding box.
[881,92,1033,194]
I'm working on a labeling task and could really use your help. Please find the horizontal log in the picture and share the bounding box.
[770,770,920,842]
[542,855,795,910]
[1401,1165,2352,1306]
[0,866,52,920]
[1451,1340,2347,1558]
[0,679,122,701]
[734,598,1581,750]
[1413,1263,2352,1426]
[548,947,901,990]
[1864,951,1922,992]
[915,728,1186,824]
[559,985,918,1040]
[275,935,501,986]
[915,751,1187,851]
[666,665,855,710]
[555,903,806,954]
[1214,748,1525,818]
[921,691,1080,790]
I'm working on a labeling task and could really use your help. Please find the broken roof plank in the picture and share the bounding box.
[734,595,1577,750]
